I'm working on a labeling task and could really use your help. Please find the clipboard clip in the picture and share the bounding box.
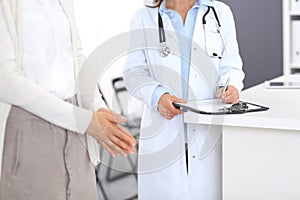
[218,102,248,114]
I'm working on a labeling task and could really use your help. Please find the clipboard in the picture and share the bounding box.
[173,99,269,115]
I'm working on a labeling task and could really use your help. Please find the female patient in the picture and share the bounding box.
[0,0,136,199]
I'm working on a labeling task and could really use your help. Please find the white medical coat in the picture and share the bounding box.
[123,0,244,199]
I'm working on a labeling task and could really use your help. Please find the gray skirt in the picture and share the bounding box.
[0,104,97,200]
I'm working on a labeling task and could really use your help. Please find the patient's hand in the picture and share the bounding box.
[87,108,136,157]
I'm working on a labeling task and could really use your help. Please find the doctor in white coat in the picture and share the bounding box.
[123,0,244,199]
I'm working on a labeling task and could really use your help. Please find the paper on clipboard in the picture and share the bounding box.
[174,99,232,113]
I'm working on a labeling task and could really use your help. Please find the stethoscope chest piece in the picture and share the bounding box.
[158,12,171,57]
[159,41,171,57]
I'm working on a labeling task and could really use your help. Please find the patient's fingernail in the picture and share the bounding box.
[130,149,135,154]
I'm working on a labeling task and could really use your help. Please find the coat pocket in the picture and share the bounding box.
[12,130,23,176]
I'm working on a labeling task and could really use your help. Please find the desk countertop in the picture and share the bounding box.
[184,75,300,131]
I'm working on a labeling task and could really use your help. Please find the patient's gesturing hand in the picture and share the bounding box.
[87,108,136,157]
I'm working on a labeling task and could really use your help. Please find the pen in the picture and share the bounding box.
[221,76,230,99]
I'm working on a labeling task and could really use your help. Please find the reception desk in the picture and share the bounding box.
[184,75,300,200]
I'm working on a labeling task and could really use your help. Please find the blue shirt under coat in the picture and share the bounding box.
[151,0,200,107]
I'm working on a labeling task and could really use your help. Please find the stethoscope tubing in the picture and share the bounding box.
[158,6,226,58]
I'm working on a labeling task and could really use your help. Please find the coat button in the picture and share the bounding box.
[192,155,196,159]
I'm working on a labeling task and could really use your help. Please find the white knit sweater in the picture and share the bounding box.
[0,0,103,180]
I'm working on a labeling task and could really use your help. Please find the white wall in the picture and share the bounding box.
[73,0,144,116]
[73,0,143,55]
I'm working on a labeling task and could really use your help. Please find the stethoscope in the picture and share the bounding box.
[158,6,227,59]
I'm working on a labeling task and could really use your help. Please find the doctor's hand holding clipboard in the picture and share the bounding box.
[157,94,186,120]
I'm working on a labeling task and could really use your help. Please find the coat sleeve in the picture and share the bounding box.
[123,9,167,108]
[0,3,92,134]
[217,4,245,91]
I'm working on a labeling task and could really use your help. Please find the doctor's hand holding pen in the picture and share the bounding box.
[158,94,186,120]
[86,108,137,157]
[217,85,240,104]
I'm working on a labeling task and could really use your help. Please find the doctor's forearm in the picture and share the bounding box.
[151,85,171,108]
